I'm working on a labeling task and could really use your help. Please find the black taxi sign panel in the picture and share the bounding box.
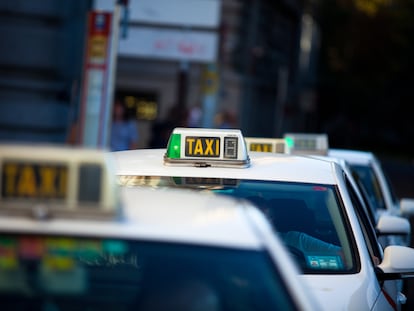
[0,144,119,220]
[185,136,220,157]
[244,137,287,154]
[2,161,68,200]
[165,127,250,168]
[249,143,272,152]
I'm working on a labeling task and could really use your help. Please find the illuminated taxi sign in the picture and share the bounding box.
[185,136,220,158]
[2,162,68,200]
[283,133,329,155]
[165,128,250,168]
[0,144,119,219]
[244,137,288,153]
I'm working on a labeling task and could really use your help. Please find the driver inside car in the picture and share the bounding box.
[246,196,345,269]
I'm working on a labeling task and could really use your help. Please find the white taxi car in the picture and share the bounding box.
[0,143,321,311]
[328,148,414,219]
[252,133,414,308]
[114,127,414,311]
[277,133,411,248]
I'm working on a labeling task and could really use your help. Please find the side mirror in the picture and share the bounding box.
[376,214,410,236]
[377,245,414,278]
[400,198,414,216]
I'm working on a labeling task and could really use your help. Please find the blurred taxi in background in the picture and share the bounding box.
[279,133,412,248]
[113,127,414,311]
[328,148,414,220]
[279,133,414,308]
[0,143,321,311]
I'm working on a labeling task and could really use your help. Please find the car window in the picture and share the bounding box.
[344,175,383,265]
[119,176,357,274]
[380,162,399,206]
[0,234,299,311]
[351,173,378,225]
[350,164,386,211]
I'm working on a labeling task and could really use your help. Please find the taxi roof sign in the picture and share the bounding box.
[164,127,250,168]
[244,137,288,154]
[283,133,329,155]
[0,144,119,220]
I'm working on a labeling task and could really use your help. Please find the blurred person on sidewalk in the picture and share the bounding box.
[110,99,139,151]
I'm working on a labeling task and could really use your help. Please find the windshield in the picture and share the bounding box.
[0,234,298,311]
[119,176,357,274]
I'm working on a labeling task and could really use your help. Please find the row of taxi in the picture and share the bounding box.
[277,133,413,246]
[247,131,414,309]
[2,127,414,310]
[113,128,414,311]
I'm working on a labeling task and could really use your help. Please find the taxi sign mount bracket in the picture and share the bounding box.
[194,162,211,168]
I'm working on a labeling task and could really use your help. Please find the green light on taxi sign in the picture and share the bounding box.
[285,137,294,148]
[166,133,181,159]
[283,133,329,155]
[164,128,250,168]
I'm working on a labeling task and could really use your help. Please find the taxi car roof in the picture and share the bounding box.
[328,148,375,165]
[306,154,350,169]
[113,148,339,185]
[0,143,110,158]
[0,186,269,250]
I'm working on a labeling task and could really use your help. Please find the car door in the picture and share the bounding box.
[344,173,402,311]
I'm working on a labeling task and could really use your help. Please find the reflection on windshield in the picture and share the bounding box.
[0,235,297,311]
[118,176,356,274]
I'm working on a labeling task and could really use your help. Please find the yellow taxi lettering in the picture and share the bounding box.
[3,164,18,196]
[194,140,204,155]
[39,167,57,197]
[263,145,271,152]
[250,144,272,152]
[204,139,215,155]
[186,138,195,154]
[2,163,68,199]
[58,168,68,197]
[184,136,221,158]
[17,166,36,197]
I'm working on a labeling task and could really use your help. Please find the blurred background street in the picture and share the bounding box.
[0,0,413,159]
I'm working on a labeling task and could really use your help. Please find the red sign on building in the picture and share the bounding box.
[79,11,113,147]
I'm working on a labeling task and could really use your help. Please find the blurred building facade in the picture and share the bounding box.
[0,0,89,143]
[0,0,320,147]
